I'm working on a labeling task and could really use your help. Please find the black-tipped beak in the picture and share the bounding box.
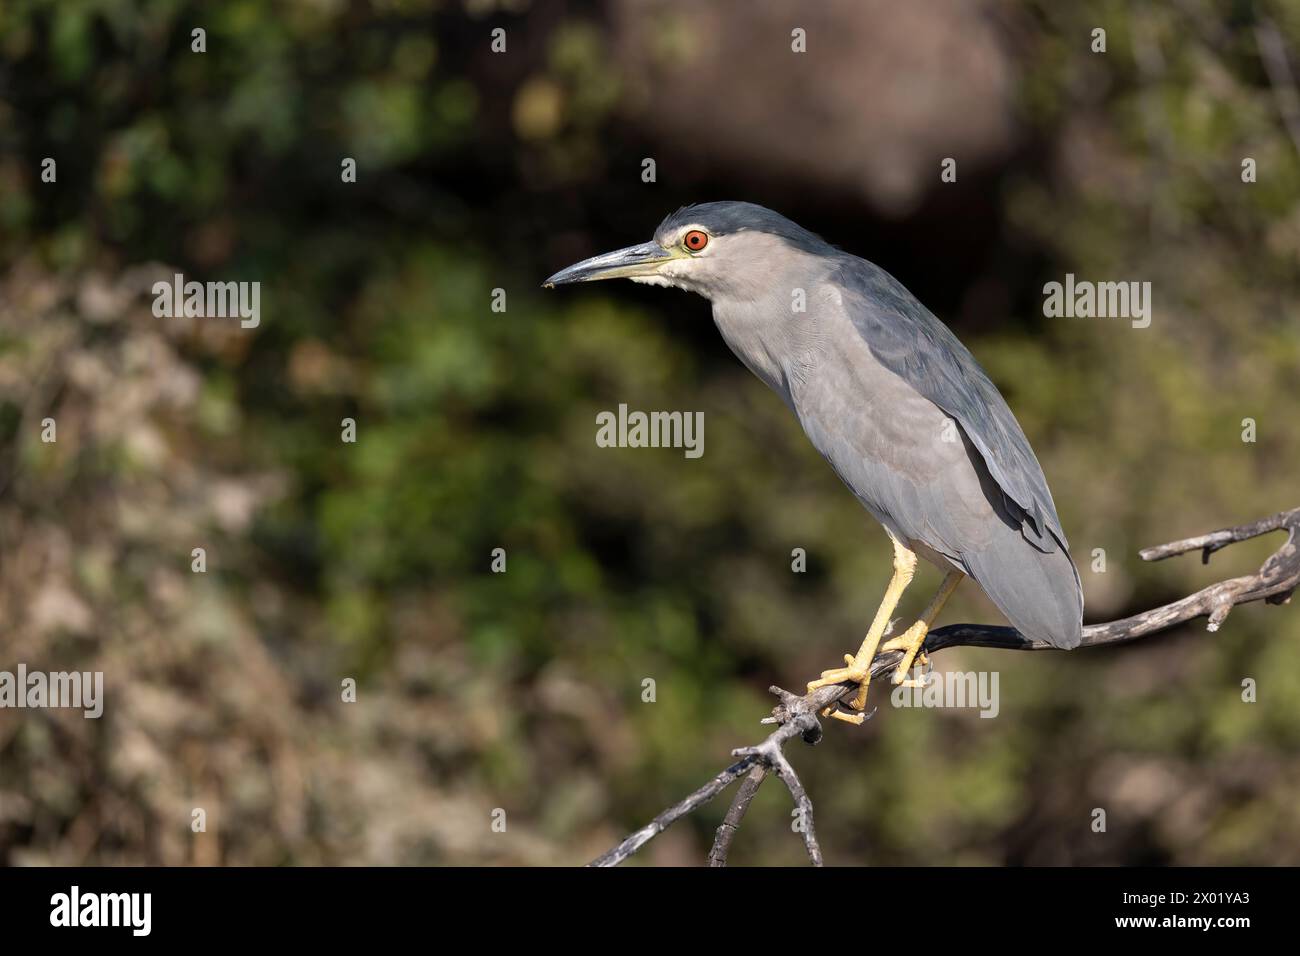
[542,241,679,288]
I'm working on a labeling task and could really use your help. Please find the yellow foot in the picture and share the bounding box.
[881,621,930,685]
[806,654,873,723]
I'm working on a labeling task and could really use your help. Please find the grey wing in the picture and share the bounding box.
[790,364,1083,649]
[837,258,1068,555]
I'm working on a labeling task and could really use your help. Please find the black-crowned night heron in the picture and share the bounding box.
[544,202,1083,723]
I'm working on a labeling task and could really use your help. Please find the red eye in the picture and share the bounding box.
[683,229,709,251]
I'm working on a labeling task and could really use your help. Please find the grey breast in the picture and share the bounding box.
[789,305,1008,567]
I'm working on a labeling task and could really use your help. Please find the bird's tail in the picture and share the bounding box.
[961,531,1083,649]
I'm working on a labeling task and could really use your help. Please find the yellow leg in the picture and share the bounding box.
[807,535,917,723]
[881,569,964,685]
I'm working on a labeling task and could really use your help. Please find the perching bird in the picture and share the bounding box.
[545,202,1083,723]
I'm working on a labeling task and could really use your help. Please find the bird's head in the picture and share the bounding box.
[543,201,832,300]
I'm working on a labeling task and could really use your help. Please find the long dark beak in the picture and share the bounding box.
[543,241,679,288]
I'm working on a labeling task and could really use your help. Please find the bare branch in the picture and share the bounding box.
[708,766,766,867]
[731,692,823,866]
[586,755,758,868]
[587,688,824,867]
[1137,508,1296,563]
[591,506,1300,867]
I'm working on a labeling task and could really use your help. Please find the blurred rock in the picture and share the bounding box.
[612,0,1020,216]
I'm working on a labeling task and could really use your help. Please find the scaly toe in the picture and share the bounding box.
[806,657,872,719]
[882,623,926,652]
[806,664,858,692]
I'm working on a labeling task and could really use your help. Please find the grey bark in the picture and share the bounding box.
[590,506,1300,867]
